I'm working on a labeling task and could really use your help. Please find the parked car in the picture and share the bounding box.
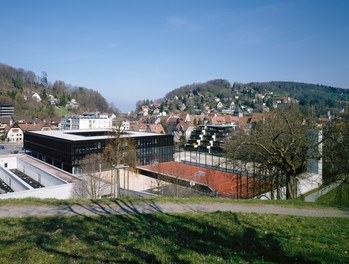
[0,145,5,149]
[11,150,18,154]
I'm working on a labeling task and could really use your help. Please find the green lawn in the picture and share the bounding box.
[0,196,342,209]
[0,211,347,263]
[317,182,349,207]
[54,106,68,117]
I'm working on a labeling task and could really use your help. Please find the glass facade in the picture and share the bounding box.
[24,131,174,174]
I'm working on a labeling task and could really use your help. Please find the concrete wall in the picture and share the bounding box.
[258,173,322,200]
[0,165,32,191]
[17,158,67,186]
[0,183,74,199]
[0,155,73,199]
[0,156,17,169]
[298,173,322,194]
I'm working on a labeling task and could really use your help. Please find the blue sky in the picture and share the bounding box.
[0,0,348,112]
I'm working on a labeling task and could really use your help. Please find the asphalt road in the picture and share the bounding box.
[0,201,348,218]
[0,143,24,155]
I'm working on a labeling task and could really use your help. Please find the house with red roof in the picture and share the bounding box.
[175,121,195,140]
[147,124,165,134]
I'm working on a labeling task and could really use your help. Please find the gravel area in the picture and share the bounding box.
[0,201,348,218]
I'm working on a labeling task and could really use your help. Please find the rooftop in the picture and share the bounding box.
[25,129,170,141]
[141,162,267,198]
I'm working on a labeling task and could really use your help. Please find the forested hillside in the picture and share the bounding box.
[242,81,348,114]
[0,63,117,119]
[145,79,348,116]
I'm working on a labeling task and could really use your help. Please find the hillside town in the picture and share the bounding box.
[0,0,348,262]
[0,81,344,201]
[0,84,341,147]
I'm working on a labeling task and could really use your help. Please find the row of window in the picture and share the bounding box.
[136,136,173,148]
[9,134,22,137]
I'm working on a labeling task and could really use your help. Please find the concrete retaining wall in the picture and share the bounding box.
[0,183,74,199]
[0,165,32,192]
[17,158,67,187]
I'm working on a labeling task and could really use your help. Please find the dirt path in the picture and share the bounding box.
[0,201,348,218]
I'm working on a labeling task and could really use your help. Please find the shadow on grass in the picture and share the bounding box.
[29,199,165,219]
[0,200,324,263]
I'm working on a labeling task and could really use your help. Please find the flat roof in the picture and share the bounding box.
[25,129,171,141]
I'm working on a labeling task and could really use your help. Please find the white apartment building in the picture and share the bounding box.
[61,112,114,130]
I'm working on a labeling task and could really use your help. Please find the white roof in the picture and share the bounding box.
[26,129,165,141]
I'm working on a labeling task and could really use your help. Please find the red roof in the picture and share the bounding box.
[250,112,273,123]
[147,124,165,134]
[18,123,46,132]
[141,162,267,198]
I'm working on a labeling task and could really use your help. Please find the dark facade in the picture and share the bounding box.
[24,130,174,174]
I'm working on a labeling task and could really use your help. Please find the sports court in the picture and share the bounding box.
[141,162,268,198]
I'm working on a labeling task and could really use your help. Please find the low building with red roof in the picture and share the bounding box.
[140,162,268,198]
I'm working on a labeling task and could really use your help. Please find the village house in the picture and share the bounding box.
[48,95,60,105]
[179,113,192,123]
[5,122,51,144]
[178,103,186,111]
[113,117,131,131]
[130,122,147,132]
[175,122,195,140]
[32,93,42,102]
[0,117,13,139]
[147,124,165,134]
[216,101,223,109]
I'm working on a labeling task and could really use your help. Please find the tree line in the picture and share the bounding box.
[153,79,348,116]
[0,63,118,119]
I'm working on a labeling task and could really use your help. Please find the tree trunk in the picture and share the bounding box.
[116,169,120,198]
[286,174,297,199]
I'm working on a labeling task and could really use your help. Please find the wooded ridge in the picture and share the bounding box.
[0,63,116,119]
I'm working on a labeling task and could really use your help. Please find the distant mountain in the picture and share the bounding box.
[137,79,348,116]
[0,63,118,120]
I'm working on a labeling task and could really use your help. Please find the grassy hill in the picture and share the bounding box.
[0,198,348,263]
[316,182,349,207]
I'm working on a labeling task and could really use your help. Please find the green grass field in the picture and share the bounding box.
[0,211,348,263]
[0,182,348,263]
[0,196,344,208]
[317,182,349,207]
[54,106,68,117]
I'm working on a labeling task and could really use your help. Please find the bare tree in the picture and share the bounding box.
[103,124,136,197]
[72,153,109,199]
[323,120,349,183]
[225,107,321,199]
